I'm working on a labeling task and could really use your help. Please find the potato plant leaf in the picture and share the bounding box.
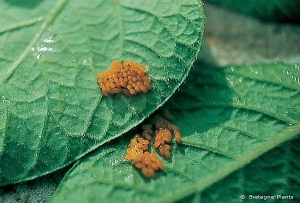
[49,63,300,203]
[0,0,204,186]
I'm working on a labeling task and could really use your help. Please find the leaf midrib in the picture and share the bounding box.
[156,123,300,203]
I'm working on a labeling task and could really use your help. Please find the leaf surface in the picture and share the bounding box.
[0,0,204,186]
[200,135,300,202]
[49,63,300,203]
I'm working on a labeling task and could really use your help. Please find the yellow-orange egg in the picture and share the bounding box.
[174,130,182,144]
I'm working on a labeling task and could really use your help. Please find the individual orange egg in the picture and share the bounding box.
[109,83,116,88]
[164,144,171,151]
[119,79,127,88]
[164,150,171,159]
[129,88,138,95]
[162,129,172,142]
[144,133,152,141]
[141,167,150,177]
[137,75,143,82]
[167,124,179,131]
[134,162,144,169]
[139,66,147,72]
[174,130,182,143]
[134,85,141,93]
[139,85,148,93]
[159,146,165,156]
[154,133,162,141]
[159,138,165,145]
[144,82,152,90]
[150,162,159,170]
[156,159,164,170]
[101,86,108,96]
[142,76,151,83]
[147,167,155,178]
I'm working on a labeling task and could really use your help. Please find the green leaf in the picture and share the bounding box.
[0,0,204,186]
[200,135,300,202]
[205,0,300,23]
[49,63,300,203]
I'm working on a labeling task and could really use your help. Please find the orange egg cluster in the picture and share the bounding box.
[125,135,164,178]
[154,128,172,159]
[125,134,149,161]
[133,152,164,178]
[125,111,183,178]
[153,118,182,159]
[97,60,152,96]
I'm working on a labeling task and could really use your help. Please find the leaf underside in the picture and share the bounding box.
[0,0,204,186]
[50,63,300,203]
